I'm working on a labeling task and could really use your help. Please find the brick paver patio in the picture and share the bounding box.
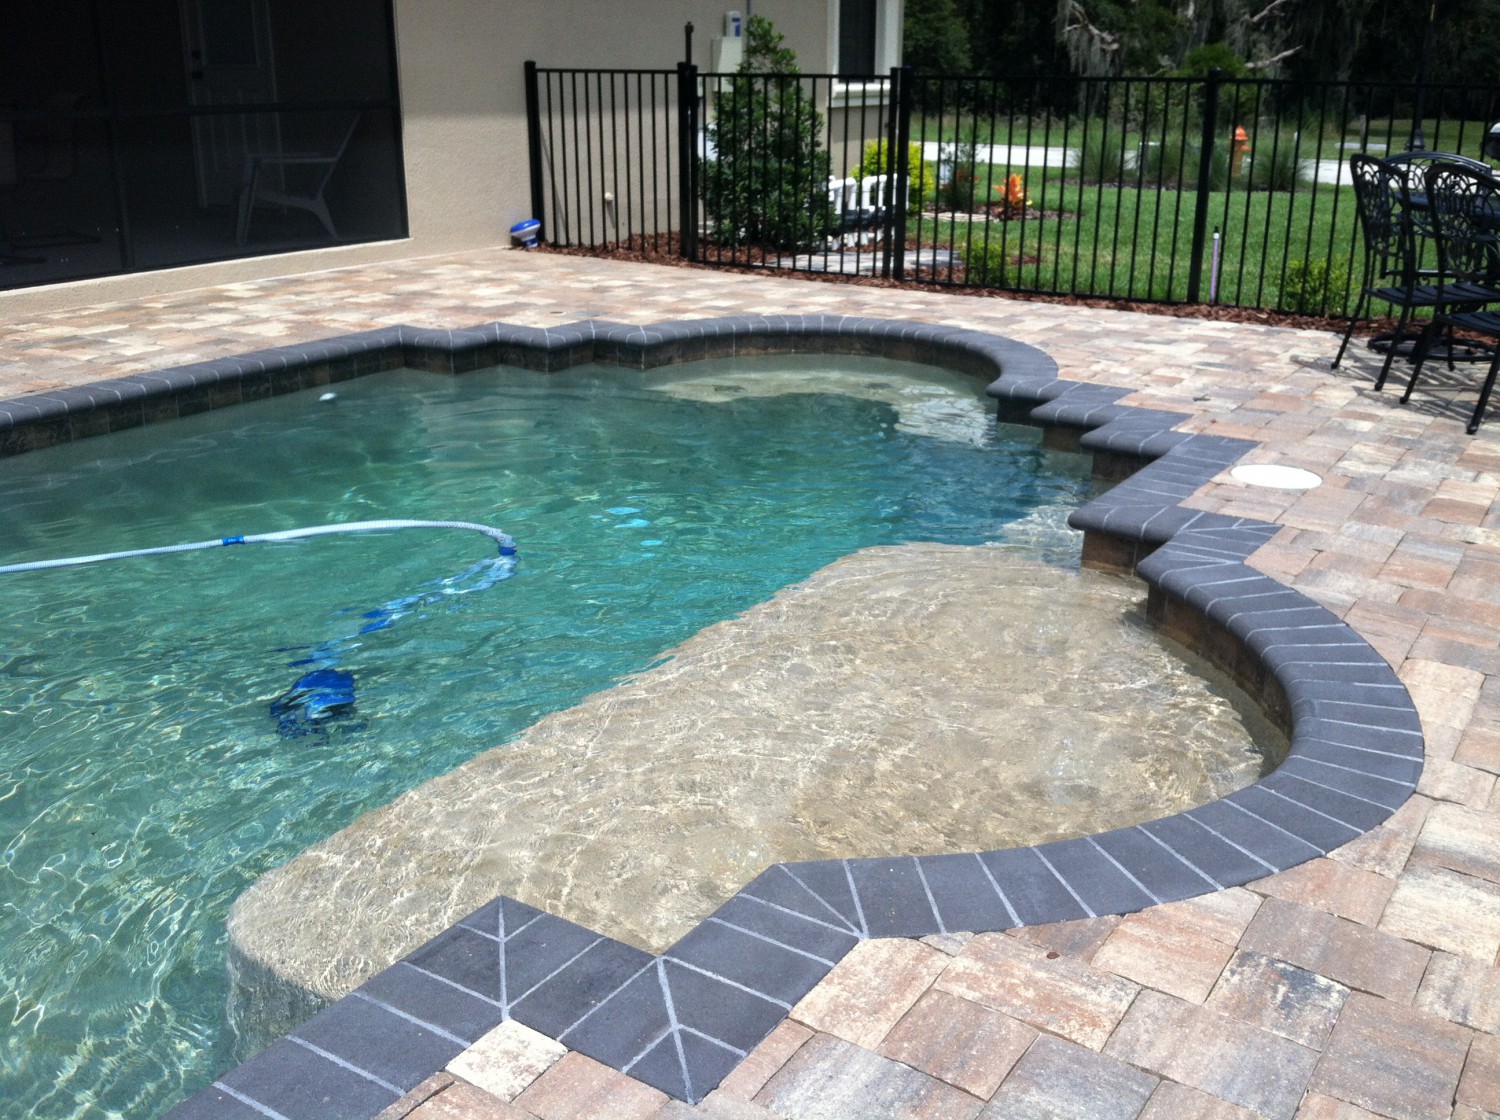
[3,249,1498,1119]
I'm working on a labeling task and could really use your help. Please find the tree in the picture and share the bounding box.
[953,0,1071,83]
[904,0,974,74]
[1057,0,1188,75]
[1344,0,1500,87]
[1057,0,1500,82]
[701,15,832,251]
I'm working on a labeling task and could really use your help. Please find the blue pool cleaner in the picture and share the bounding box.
[269,667,358,739]
[268,536,521,737]
[0,519,519,739]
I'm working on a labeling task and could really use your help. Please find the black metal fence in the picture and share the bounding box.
[525,62,1500,316]
[525,66,684,257]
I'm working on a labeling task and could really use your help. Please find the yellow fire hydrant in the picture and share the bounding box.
[1231,126,1251,176]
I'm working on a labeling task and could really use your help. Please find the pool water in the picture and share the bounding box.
[0,356,1097,1118]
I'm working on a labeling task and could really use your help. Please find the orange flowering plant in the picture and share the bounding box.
[993,173,1031,216]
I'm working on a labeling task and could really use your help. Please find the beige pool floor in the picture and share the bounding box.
[4,251,1500,1119]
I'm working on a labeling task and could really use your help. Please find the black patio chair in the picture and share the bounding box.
[1332,154,1444,389]
[1403,162,1500,433]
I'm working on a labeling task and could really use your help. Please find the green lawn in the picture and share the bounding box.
[907,109,1494,162]
[904,179,1363,314]
[886,113,1494,310]
[1345,118,1494,159]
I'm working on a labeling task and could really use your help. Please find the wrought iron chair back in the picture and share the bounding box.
[1384,150,1493,238]
[1422,162,1500,290]
[1348,153,1416,285]
[1402,162,1500,433]
[1332,154,1429,386]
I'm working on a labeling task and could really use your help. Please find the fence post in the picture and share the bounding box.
[889,66,913,281]
[1186,68,1223,304]
[523,61,548,242]
[676,61,699,260]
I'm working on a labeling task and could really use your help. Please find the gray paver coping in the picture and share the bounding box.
[0,316,1423,1119]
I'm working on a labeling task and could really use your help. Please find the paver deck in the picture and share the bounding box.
[3,249,1499,1120]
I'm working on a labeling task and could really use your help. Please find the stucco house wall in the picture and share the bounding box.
[7,0,895,317]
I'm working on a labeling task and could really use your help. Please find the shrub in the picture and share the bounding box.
[931,138,980,212]
[960,236,1013,288]
[701,16,832,250]
[851,140,933,215]
[1071,124,1129,184]
[1280,257,1352,315]
[1138,135,1229,190]
[1247,140,1310,192]
[938,167,980,212]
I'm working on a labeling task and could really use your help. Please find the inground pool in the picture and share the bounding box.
[0,350,1282,1118]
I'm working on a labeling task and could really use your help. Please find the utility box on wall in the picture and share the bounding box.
[711,9,743,70]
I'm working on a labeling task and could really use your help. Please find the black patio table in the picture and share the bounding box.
[1387,150,1494,221]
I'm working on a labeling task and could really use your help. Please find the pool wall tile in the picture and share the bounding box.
[666,921,834,1005]
[1225,786,1368,850]
[510,940,658,1039]
[476,913,599,996]
[1184,799,1324,867]
[1136,815,1270,887]
[1295,717,1424,757]
[555,964,672,1065]
[1288,740,1422,785]
[33,314,1414,1119]
[627,1035,692,1101]
[708,891,863,962]
[663,958,791,1044]
[733,866,844,930]
[1276,757,1416,808]
[1296,696,1422,730]
[680,1033,750,1101]
[158,1087,271,1120]
[1282,674,1411,703]
[401,925,509,1001]
[743,861,865,935]
[1255,772,1397,833]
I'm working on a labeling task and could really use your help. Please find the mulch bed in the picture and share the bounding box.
[541,237,1367,335]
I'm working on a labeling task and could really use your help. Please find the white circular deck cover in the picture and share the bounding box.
[1230,463,1323,490]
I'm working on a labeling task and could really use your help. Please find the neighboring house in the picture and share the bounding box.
[2,0,902,313]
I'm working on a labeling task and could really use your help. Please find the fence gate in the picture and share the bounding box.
[525,61,911,280]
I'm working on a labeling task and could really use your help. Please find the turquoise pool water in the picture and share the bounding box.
[0,357,1092,1118]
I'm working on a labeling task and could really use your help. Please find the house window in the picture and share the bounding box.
[838,0,879,76]
[1,0,407,292]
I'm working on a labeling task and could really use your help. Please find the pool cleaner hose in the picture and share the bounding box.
[0,519,518,574]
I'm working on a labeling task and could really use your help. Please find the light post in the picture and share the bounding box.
[1409,0,1439,150]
